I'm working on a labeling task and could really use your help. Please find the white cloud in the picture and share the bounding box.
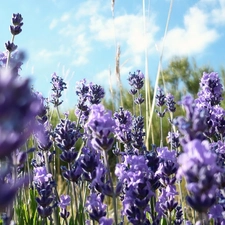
[95,69,112,86]
[161,5,219,59]
[211,0,225,25]
[60,13,70,22]
[75,0,105,19]
[90,13,159,69]
[71,33,92,65]
[49,19,57,29]
[49,13,71,30]
[58,24,85,37]
[90,14,158,51]
[37,46,71,61]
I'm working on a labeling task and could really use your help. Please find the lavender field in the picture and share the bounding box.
[1,3,225,225]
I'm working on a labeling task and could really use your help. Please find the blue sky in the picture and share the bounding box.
[1,0,225,109]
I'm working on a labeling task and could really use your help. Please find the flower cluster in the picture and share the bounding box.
[4,11,225,225]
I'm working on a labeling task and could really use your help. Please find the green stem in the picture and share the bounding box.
[102,150,118,225]
[69,164,78,221]
[6,35,15,69]
[55,106,61,121]
[177,179,186,224]
[138,90,142,116]
[43,152,59,225]
[159,106,163,147]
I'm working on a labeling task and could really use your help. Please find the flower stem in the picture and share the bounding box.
[44,151,59,225]
[6,35,15,69]
[160,106,163,147]
[102,150,118,225]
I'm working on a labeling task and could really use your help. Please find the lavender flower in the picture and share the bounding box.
[177,139,218,213]
[128,70,144,90]
[115,155,154,224]
[58,195,71,219]
[167,131,180,150]
[209,204,225,224]
[85,192,107,222]
[84,104,115,152]
[0,166,29,211]
[173,95,208,145]
[166,93,176,112]
[156,147,178,185]
[156,185,178,216]
[75,79,105,125]
[10,13,23,36]
[61,161,82,183]
[33,166,56,219]
[196,72,223,107]
[79,147,103,183]
[131,116,145,152]
[156,87,166,107]
[0,71,41,159]
[134,94,145,105]
[50,72,67,107]
[0,52,7,67]
[54,114,82,163]
[194,72,225,137]
[76,78,89,98]
[5,41,17,53]
[113,107,133,145]
[99,217,113,225]
[58,195,70,209]
[88,83,105,104]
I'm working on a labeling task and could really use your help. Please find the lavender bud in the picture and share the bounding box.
[156,87,165,107]
[5,41,17,52]
[12,13,23,26]
[10,25,22,35]
[166,93,176,112]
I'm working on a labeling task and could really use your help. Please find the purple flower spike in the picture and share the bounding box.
[174,94,209,144]
[12,13,23,26]
[5,41,17,53]
[0,170,29,211]
[50,72,67,107]
[85,192,107,222]
[167,131,180,149]
[128,70,144,90]
[33,166,52,183]
[156,87,166,107]
[10,13,23,36]
[99,217,113,225]
[177,139,218,213]
[166,93,176,112]
[0,71,41,159]
[58,195,71,209]
[85,104,115,151]
[114,107,133,146]
[194,72,225,137]
[75,79,105,125]
[197,72,223,107]
[0,52,7,68]
[88,83,105,104]
[55,115,82,151]
[59,195,71,219]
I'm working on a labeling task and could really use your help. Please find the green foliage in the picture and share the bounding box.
[159,57,214,98]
